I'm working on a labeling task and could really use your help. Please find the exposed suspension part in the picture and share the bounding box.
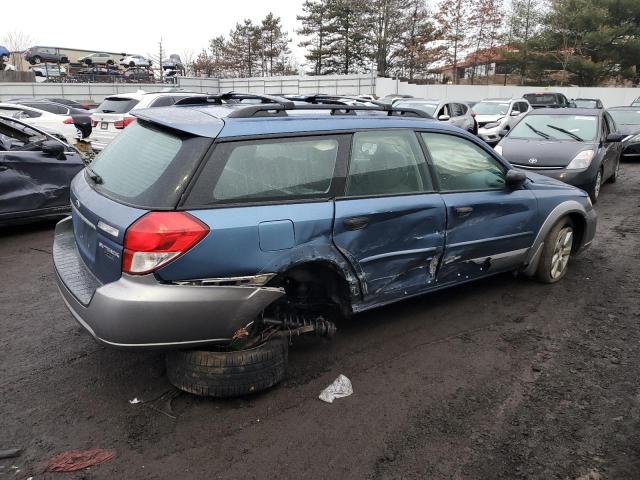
[264,312,337,339]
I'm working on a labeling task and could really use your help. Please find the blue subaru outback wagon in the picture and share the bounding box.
[53,93,596,397]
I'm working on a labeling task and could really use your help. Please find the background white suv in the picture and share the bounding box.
[474,98,532,145]
[88,91,205,151]
[0,103,77,144]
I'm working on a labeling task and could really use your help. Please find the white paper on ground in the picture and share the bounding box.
[319,374,353,403]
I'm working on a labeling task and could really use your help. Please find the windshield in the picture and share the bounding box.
[509,114,598,141]
[394,101,437,116]
[473,102,510,115]
[95,97,139,114]
[608,110,640,126]
[574,99,598,108]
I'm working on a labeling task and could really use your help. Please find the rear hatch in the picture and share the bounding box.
[523,93,562,109]
[90,96,140,144]
[73,119,212,284]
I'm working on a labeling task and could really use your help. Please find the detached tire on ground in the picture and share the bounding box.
[535,216,574,284]
[166,338,288,397]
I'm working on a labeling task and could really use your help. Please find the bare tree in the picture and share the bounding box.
[148,38,168,82]
[2,30,34,71]
[181,49,195,76]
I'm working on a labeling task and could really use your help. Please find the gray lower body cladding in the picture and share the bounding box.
[53,217,284,349]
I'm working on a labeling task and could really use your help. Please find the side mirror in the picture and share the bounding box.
[498,129,509,138]
[42,140,66,159]
[438,114,450,121]
[606,133,626,143]
[506,169,527,188]
[510,110,520,116]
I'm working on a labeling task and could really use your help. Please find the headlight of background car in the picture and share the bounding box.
[482,120,503,129]
[566,149,594,170]
[494,145,503,155]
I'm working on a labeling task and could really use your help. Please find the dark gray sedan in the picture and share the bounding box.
[607,106,640,160]
[494,108,624,202]
[0,115,84,226]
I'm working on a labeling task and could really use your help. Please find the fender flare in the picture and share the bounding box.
[521,200,590,277]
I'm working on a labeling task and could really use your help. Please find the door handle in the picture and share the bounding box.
[343,216,370,230]
[454,206,474,217]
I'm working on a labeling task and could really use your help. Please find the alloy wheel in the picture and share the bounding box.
[550,226,573,279]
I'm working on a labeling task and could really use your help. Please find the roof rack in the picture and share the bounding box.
[174,92,291,106]
[227,102,433,119]
[175,91,432,119]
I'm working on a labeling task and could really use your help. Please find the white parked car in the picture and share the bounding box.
[474,98,532,145]
[120,54,152,67]
[88,91,206,151]
[30,63,67,77]
[78,52,116,66]
[0,103,76,144]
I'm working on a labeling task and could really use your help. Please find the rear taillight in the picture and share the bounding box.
[123,212,209,275]
[63,117,74,124]
[114,116,136,129]
[91,120,98,127]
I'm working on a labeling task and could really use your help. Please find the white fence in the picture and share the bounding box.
[1,74,638,108]
[375,77,640,108]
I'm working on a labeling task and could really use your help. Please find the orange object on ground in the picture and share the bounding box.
[46,449,116,472]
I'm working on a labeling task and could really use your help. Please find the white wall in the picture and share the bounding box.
[375,79,640,108]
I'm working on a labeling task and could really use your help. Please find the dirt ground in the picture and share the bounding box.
[1,164,640,480]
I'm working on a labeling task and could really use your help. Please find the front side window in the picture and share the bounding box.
[421,133,506,192]
[346,130,432,196]
[188,136,341,205]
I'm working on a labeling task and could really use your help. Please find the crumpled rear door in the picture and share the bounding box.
[0,150,84,216]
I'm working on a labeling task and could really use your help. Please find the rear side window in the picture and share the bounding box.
[187,136,341,205]
[421,133,506,192]
[95,97,139,114]
[346,130,432,196]
[89,121,210,208]
[151,96,176,108]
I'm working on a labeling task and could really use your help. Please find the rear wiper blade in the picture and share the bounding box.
[546,124,583,141]
[86,166,103,184]
[525,122,553,140]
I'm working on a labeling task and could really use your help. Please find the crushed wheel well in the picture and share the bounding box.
[267,262,352,319]
[567,213,586,253]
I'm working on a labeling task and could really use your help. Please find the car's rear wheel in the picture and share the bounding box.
[166,338,288,397]
[60,57,69,64]
[75,127,83,140]
[586,168,603,203]
[535,217,574,283]
[32,55,41,64]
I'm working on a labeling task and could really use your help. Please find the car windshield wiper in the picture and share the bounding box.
[525,122,554,140]
[546,124,583,141]
[86,166,103,184]
[100,109,115,113]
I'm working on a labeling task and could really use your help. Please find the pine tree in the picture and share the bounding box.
[468,0,504,84]
[368,0,405,76]
[260,13,291,76]
[225,19,261,77]
[297,0,333,75]
[325,0,372,74]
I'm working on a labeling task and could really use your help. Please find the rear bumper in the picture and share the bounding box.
[53,217,284,349]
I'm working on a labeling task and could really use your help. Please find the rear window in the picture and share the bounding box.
[524,94,559,105]
[95,97,139,114]
[187,136,341,205]
[88,121,210,208]
[608,110,640,126]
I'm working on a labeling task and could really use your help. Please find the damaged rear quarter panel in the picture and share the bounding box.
[156,202,361,296]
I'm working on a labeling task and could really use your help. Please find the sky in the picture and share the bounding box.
[2,0,305,64]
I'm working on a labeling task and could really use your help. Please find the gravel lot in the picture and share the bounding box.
[2,163,640,480]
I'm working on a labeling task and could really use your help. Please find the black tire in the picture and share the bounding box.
[32,55,41,64]
[107,59,114,65]
[535,217,574,284]
[166,338,288,397]
[60,56,69,64]
[586,167,603,203]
